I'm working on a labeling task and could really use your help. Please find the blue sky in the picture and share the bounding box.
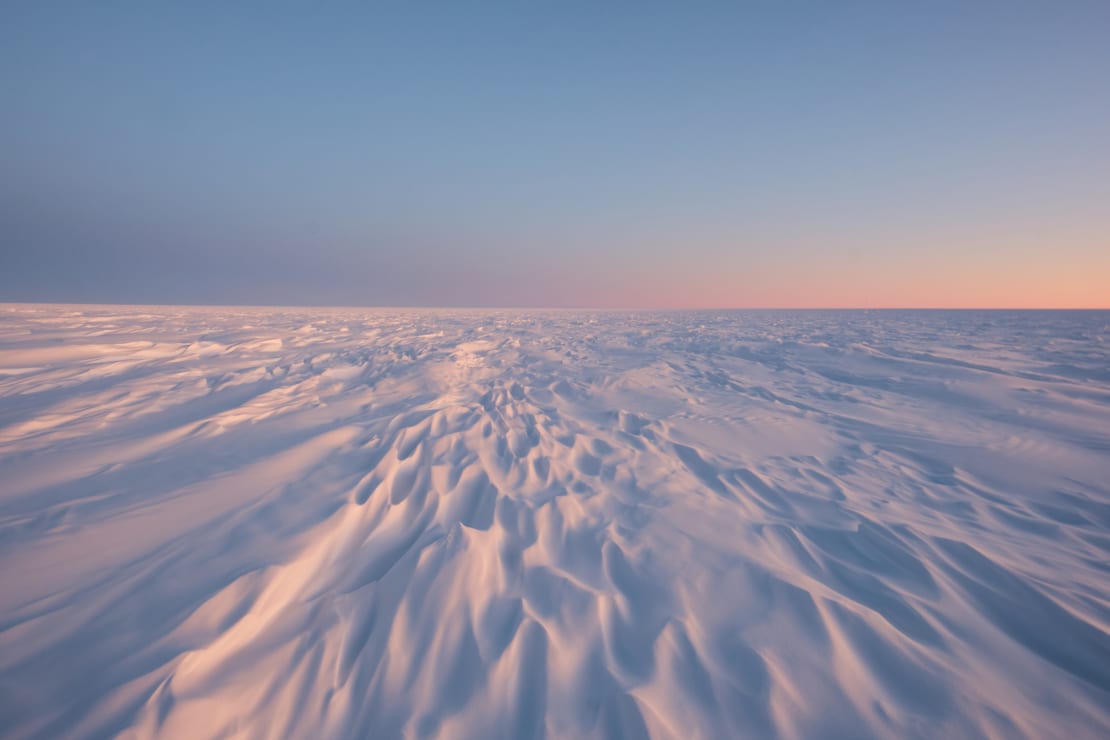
[2,2,1108,307]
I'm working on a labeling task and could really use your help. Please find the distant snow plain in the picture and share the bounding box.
[0,305,1108,739]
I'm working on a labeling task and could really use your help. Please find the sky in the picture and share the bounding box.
[2,2,1108,308]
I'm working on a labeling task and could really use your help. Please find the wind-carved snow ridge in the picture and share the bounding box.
[1,306,1109,739]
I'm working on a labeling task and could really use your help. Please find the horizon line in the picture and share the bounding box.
[2,301,1108,312]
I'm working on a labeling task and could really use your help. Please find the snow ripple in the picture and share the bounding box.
[0,305,1108,738]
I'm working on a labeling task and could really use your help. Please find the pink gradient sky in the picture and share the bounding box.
[3,4,1108,308]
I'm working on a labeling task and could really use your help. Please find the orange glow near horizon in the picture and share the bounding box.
[594,237,1110,310]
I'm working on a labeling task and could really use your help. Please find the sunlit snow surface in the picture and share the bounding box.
[1,305,1109,739]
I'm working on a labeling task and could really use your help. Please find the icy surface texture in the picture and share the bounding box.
[1,306,1108,738]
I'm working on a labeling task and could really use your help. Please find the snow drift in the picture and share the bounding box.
[1,305,1108,738]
